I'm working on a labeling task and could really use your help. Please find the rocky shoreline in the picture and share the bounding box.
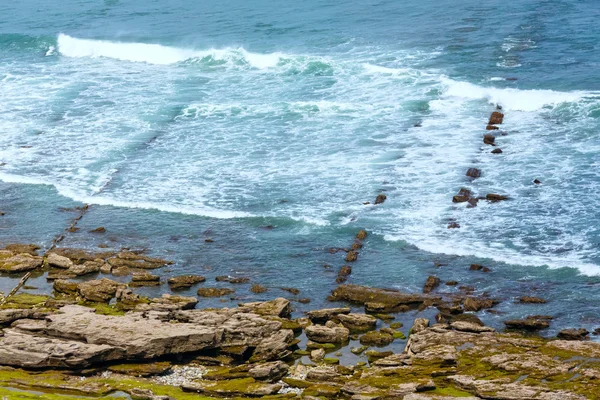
[1,242,600,400]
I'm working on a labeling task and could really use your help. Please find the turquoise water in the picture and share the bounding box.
[1,0,600,334]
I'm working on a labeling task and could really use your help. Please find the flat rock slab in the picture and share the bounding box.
[2,304,292,369]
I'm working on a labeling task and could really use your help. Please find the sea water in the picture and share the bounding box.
[1,0,600,335]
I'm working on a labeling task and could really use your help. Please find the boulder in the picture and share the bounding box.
[306,308,351,324]
[46,253,74,269]
[107,252,172,270]
[423,276,440,294]
[280,287,300,295]
[359,331,393,346]
[329,285,439,312]
[504,316,551,331]
[240,298,292,318]
[356,230,368,240]
[452,195,469,203]
[491,148,503,154]
[78,278,125,303]
[483,134,496,145]
[248,361,289,382]
[337,313,377,332]
[489,111,504,125]
[345,251,358,262]
[197,288,235,297]
[182,378,282,397]
[129,273,161,287]
[410,318,430,334]
[451,321,495,333]
[336,265,352,283]
[519,296,546,304]
[0,254,43,272]
[305,325,349,344]
[311,348,325,361]
[466,168,481,178]
[534,179,542,184]
[463,297,496,312]
[69,261,102,276]
[558,328,589,341]
[139,294,198,311]
[53,279,79,295]
[3,244,39,255]
[486,193,509,201]
[89,227,106,233]
[486,125,499,130]
[448,222,461,229]
[168,275,206,289]
[250,284,268,294]
[374,194,387,205]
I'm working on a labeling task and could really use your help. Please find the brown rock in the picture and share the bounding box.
[452,195,469,203]
[337,313,377,331]
[483,133,496,144]
[359,330,393,346]
[46,253,74,269]
[3,244,40,256]
[489,111,504,125]
[336,265,352,283]
[446,281,458,286]
[486,193,509,201]
[306,308,351,324]
[69,261,102,276]
[0,254,44,272]
[486,125,499,130]
[466,168,481,178]
[447,222,460,229]
[78,278,126,303]
[281,287,300,295]
[90,227,106,233]
[505,316,551,331]
[374,194,387,205]
[463,297,495,312]
[345,251,358,262]
[329,284,439,312]
[250,284,268,294]
[53,279,79,295]
[248,361,289,382]
[239,298,292,318]
[491,148,503,154]
[305,325,349,344]
[167,275,206,289]
[558,328,589,341]
[534,179,542,184]
[197,288,235,297]
[423,276,440,294]
[356,230,368,240]
[519,296,547,304]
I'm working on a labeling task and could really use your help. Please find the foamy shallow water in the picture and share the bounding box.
[1,0,600,334]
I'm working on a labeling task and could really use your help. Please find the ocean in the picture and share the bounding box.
[1,0,600,335]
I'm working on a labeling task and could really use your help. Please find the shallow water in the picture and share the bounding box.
[1,0,600,335]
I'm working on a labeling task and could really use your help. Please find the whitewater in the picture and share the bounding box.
[0,32,599,277]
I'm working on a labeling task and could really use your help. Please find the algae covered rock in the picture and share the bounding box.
[240,298,292,318]
[182,377,282,397]
[167,275,205,289]
[359,330,393,346]
[248,361,289,382]
[78,278,126,303]
[329,284,439,312]
[197,287,235,297]
[0,254,43,272]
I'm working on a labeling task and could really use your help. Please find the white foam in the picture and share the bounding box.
[57,34,287,69]
[385,233,600,276]
[0,172,252,219]
[440,77,591,111]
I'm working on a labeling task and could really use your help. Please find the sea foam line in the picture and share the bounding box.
[0,172,252,220]
[57,33,287,69]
